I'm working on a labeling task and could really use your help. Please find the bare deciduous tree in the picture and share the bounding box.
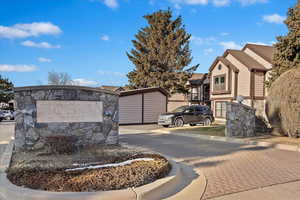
[48,71,73,85]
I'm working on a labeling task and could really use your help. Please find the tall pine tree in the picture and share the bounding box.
[127,9,198,94]
[0,75,14,103]
[267,0,300,87]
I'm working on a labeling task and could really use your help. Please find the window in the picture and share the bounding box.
[195,106,203,112]
[215,102,227,118]
[184,107,194,113]
[218,64,222,70]
[214,77,219,84]
[213,75,226,91]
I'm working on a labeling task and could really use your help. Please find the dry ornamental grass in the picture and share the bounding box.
[7,154,171,192]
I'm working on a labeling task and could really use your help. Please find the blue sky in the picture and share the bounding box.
[0,0,295,87]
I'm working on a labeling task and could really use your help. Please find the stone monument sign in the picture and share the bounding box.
[14,85,119,152]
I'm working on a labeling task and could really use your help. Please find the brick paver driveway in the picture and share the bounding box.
[120,127,300,199]
[1,124,300,199]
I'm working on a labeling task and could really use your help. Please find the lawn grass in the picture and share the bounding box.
[167,124,225,137]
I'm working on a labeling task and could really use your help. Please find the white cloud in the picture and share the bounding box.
[237,0,268,6]
[38,57,52,63]
[184,0,208,5]
[21,40,61,49]
[72,78,98,86]
[170,0,208,5]
[101,35,110,41]
[0,22,62,39]
[98,70,126,77]
[191,36,216,45]
[220,32,230,36]
[91,0,118,8]
[204,48,214,55]
[246,41,268,45]
[263,14,285,24]
[174,3,182,9]
[0,64,37,72]
[104,0,118,8]
[213,0,230,6]
[219,41,242,50]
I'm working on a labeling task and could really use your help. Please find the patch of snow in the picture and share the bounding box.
[66,158,155,172]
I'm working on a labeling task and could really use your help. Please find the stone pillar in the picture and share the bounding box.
[225,102,256,137]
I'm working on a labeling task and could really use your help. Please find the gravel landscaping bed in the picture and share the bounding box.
[7,152,171,192]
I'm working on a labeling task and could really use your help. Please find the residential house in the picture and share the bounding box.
[209,43,274,121]
[168,73,211,111]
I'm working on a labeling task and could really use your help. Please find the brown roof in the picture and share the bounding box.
[224,50,268,71]
[119,87,169,97]
[189,73,205,80]
[243,43,275,64]
[209,56,239,73]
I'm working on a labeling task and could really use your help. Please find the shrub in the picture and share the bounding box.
[266,67,300,138]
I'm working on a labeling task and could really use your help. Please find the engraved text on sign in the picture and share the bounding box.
[36,101,103,123]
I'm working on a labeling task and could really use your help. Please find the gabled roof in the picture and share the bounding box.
[224,50,268,71]
[209,56,239,73]
[190,73,205,80]
[188,73,210,85]
[242,43,275,64]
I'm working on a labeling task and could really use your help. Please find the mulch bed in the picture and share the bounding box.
[7,154,171,192]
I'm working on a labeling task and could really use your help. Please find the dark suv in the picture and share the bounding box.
[158,105,214,128]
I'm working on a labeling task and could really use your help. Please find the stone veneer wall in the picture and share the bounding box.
[14,85,119,152]
[225,102,256,137]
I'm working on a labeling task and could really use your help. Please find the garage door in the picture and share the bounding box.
[119,94,142,124]
[144,92,167,123]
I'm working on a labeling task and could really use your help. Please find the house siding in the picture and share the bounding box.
[119,94,143,124]
[225,54,251,97]
[254,72,265,97]
[168,93,187,112]
[210,61,236,120]
[211,61,230,91]
[144,92,167,123]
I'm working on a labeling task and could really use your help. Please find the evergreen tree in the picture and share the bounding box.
[127,9,198,94]
[0,75,14,103]
[267,1,300,87]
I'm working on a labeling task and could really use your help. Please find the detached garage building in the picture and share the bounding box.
[119,88,168,125]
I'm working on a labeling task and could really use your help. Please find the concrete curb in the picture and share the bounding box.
[150,129,300,153]
[134,160,183,200]
[0,141,205,200]
[164,168,206,200]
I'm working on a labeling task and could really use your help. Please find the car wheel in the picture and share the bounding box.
[189,123,197,126]
[162,125,170,128]
[174,118,184,127]
[203,118,212,126]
